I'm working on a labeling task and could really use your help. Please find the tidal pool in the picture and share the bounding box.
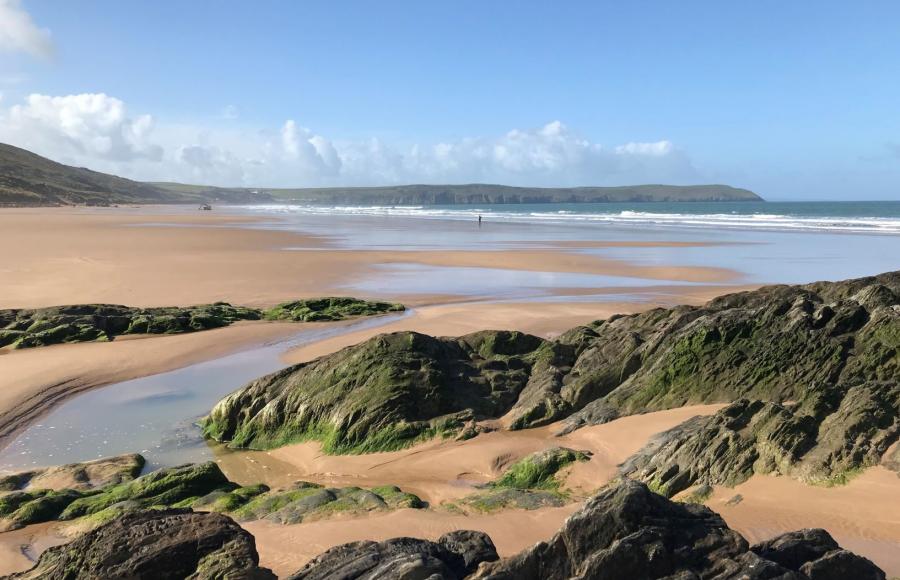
[0,313,408,473]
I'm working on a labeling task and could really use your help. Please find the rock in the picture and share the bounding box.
[620,383,899,494]
[287,530,498,579]
[470,479,886,579]
[0,297,408,349]
[454,447,591,513]
[263,297,405,322]
[557,271,899,432]
[492,447,590,490]
[752,529,885,580]
[0,453,144,492]
[202,330,546,453]
[202,272,898,489]
[220,481,425,524]
[58,461,233,520]
[7,508,275,579]
[0,302,260,348]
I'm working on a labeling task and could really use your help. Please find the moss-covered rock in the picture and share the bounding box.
[202,330,545,453]
[0,297,407,349]
[453,447,590,513]
[0,302,260,349]
[59,461,233,520]
[263,297,404,322]
[621,382,900,496]
[215,481,425,524]
[492,447,590,490]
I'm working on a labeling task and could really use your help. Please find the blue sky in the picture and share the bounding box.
[1,0,899,199]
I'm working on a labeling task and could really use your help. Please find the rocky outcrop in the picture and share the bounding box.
[202,330,546,453]
[0,461,232,530]
[7,508,276,579]
[558,271,899,432]
[0,298,406,349]
[287,530,499,580]
[0,303,260,348]
[471,479,885,579]
[0,453,144,492]
[203,272,898,487]
[621,383,900,495]
[263,297,405,322]
[454,447,591,513]
[0,457,425,532]
[196,481,424,524]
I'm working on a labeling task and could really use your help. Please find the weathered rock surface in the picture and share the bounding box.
[471,479,885,580]
[0,302,260,348]
[195,480,424,524]
[0,297,406,349]
[204,273,898,474]
[203,330,546,452]
[0,453,144,492]
[621,382,900,494]
[7,508,275,579]
[287,530,499,580]
[455,447,591,512]
[0,461,232,531]
[0,456,425,533]
[263,297,405,322]
[559,271,900,432]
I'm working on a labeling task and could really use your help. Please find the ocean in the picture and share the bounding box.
[236,200,900,235]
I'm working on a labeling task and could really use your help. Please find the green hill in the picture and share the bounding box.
[0,141,763,206]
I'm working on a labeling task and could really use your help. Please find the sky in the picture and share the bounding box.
[1,1,899,200]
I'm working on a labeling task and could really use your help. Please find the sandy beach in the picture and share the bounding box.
[1,206,896,578]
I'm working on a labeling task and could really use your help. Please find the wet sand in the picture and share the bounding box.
[7,207,894,577]
[221,406,724,577]
[0,207,739,310]
[0,207,750,452]
[215,405,724,503]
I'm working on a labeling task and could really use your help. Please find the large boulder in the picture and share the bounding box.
[287,530,498,580]
[202,330,546,453]
[7,508,275,579]
[471,479,885,579]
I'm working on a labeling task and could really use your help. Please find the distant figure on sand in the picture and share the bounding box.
[478,214,482,227]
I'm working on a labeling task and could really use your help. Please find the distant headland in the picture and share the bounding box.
[0,142,763,206]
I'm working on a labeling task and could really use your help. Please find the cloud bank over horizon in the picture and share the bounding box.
[0,92,699,188]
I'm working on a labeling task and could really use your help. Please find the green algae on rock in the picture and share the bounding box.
[194,480,425,524]
[262,297,404,322]
[621,381,900,496]
[0,297,407,350]
[452,447,590,513]
[0,302,260,349]
[0,456,425,531]
[202,329,546,453]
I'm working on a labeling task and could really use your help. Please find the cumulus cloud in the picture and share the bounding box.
[0,93,163,162]
[0,92,697,187]
[0,0,53,58]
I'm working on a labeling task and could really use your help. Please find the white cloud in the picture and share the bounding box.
[0,0,53,58]
[0,93,697,187]
[0,93,163,162]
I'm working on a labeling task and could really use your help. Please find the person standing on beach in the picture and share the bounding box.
[478,214,482,227]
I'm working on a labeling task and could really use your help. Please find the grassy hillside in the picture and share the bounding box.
[0,143,271,206]
[0,141,763,206]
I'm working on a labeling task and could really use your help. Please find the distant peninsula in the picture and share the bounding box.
[0,142,763,206]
